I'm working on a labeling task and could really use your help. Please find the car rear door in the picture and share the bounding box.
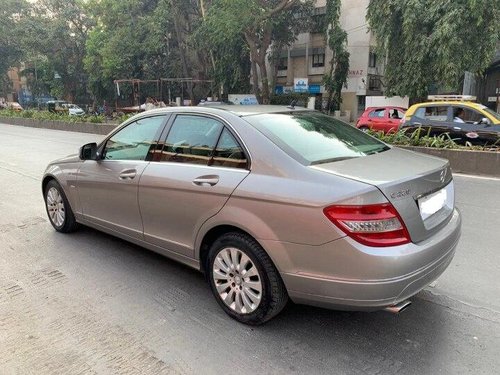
[138,113,250,258]
[77,115,168,239]
[367,108,387,131]
[408,105,460,139]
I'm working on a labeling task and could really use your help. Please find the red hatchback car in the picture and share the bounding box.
[356,107,406,134]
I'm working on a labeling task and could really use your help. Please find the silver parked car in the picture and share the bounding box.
[43,106,461,324]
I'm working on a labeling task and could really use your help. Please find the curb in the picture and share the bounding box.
[398,146,500,178]
[0,116,117,135]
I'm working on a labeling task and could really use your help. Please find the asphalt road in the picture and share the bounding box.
[0,123,499,375]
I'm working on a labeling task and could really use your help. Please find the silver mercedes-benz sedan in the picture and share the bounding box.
[42,106,461,324]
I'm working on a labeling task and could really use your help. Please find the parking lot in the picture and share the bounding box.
[0,123,499,375]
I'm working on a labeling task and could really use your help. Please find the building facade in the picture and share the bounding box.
[4,67,27,103]
[273,0,385,121]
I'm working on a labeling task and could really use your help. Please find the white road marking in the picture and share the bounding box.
[454,173,500,181]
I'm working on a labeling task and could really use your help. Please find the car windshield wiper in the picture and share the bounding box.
[364,146,390,155]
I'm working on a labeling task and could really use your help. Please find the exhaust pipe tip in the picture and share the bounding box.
[383,300,411,314]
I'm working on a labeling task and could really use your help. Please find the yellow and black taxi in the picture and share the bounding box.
[401,95,500,145]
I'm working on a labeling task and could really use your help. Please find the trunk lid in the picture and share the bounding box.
[311,147,454,243]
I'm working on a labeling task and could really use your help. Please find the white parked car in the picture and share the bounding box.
[65,103,85,116]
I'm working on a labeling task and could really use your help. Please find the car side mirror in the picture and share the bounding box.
[480,117,491,125]
[79,142,98,160]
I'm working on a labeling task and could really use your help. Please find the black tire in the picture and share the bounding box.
[207,232,288,325]
[44,180,79,233]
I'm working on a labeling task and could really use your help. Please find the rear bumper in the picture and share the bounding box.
[263,209,461,311]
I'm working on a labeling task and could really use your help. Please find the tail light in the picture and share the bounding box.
[323,203,411,247]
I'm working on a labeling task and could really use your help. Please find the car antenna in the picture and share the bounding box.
[287,99,297,109]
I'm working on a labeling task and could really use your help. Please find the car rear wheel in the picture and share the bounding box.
[44,180,78,233]
[207,232,288,325]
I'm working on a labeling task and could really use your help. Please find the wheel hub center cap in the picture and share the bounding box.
[234,276,242,285]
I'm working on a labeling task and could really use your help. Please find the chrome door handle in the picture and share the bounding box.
[119,169,137,180]
[193,175,219,186]
[453,127,461,130]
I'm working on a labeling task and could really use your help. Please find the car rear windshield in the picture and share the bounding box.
[244,111,390,165]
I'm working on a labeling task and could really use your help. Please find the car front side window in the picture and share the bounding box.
[454,107,485,124]
[103,116,166,161]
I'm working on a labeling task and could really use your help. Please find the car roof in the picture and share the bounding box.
[365,106,406,110]
[140,105,314,118]
[410,101,483,109]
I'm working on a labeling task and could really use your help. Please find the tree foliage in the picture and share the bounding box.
[199,0,313,103]
[323,0,349,112]
[0,0,29,96]
[24,0,92,102]
[367,0,500,98]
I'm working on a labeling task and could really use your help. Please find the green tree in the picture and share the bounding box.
[84,0,164,103]
[194,1,251,97]
[0,0,29,96]
[367,0,500,98]
[323,0,349,112]
[200,0,313,104]
[85,0,211,104]
[16,0,93,102]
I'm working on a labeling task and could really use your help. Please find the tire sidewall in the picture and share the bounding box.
[207,234,274,325]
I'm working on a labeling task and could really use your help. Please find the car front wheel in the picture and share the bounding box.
[44,180,79,233]
[207,232,288,325]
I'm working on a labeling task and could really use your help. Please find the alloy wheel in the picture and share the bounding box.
[46,187,65,227]
[212,247,262,314]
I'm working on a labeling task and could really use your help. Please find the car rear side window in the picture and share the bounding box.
[369,109,385,118]
[244,112,390,165]
[158,115,223,165]
[414,106,449,121]
[210,128,248,169]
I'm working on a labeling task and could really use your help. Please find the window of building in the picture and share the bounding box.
[277,57,288,71]
[312,53,325,68]
[369,51,377,68]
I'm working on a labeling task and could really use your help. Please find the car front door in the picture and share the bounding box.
[386,108,404,133]
[77,115,168,239]
[139,114,250,258]
[451,106,498,145]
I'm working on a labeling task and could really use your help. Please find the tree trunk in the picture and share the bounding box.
[257,55,270,104]
[251,60,260,102]
[173,17,194,102]
[326,52,337,113]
